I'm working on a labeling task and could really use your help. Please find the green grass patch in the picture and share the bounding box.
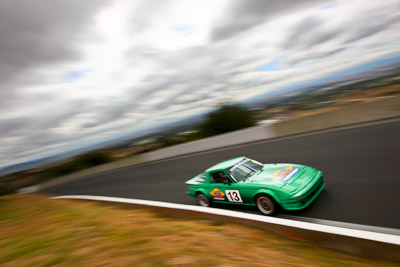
[0,194,397,266]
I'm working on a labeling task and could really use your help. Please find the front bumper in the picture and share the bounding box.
[280,174,325,210]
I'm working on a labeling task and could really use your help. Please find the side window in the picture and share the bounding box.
[210,171,230,184]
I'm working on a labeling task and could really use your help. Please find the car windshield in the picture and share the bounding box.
[226,158,263,182]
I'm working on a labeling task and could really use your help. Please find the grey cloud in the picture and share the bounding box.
[283,16,340,50]
[152,90,207,111]
[125,44,277,115]
[0,91,58,114]
[76,94,150,130]
[0,117,32,136]
[127,11,360,118]
[0,0,110,157]
[81,122,100,129]
[83,105,131,129]
[132,82,171,103]
[0,98,91,138]
[0,0,109,87]
[284,48,346,66]
[281,2,400,66]
[211,0,324,42]
[343,13,400,44]
[129,0,172,32]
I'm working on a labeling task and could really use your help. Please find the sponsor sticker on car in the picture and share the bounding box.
[210,188,226,200]
[273,166,299,182]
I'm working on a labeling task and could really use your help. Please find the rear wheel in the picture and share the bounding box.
[256,194,277,216]
[196,192,211,207]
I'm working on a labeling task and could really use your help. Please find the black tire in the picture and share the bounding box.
[256,194,277,216]
[196,192,211,207]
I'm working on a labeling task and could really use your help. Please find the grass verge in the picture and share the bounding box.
[0,194,397,266]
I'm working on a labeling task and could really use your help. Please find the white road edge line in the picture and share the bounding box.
[52,195,400,246]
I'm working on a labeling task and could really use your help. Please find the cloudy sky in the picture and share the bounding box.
[0,0,399,169]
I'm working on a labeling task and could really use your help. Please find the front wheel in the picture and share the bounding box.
[256,194,277,216]
[196,192,211,207]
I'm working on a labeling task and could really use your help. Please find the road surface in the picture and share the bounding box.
[41,120,400,229]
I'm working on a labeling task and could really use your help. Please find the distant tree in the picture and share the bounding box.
[47,162,81,177]
[198,104,256,137]
[74,151,112,168]
[47,150,112,177]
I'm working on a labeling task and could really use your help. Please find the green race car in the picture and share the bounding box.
[185,157,325,215]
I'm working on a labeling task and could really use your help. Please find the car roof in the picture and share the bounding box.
[205,156,246,172]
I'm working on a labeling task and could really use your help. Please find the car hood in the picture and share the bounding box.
[244,164,316,191]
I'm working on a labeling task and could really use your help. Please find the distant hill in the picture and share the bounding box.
[0,114,206,177]
[0,156,57,177]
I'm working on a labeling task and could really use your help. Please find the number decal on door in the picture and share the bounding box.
[225,190,243,202]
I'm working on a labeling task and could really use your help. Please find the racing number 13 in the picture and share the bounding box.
[225,190,243,202]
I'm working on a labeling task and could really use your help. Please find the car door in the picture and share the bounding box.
[208,171,244,204]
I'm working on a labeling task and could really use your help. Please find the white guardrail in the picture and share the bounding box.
[53,195,400,262]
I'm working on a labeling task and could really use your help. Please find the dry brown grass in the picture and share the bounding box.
[0,194,397,266]
[293,83,400,118]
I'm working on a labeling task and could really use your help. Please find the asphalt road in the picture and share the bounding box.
[41,120,400,229]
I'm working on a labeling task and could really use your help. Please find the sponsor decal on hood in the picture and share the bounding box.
[273,166,299,182]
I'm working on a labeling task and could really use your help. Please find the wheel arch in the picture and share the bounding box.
[252,189,279,204]
[195,189,211,199]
